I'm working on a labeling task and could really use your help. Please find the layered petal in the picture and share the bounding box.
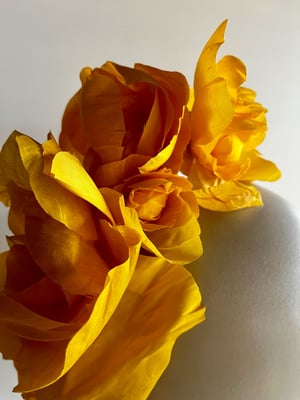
[115,169,202,264]
[60,61,190,188]
[186,20,281,211]
[22,256,205,400]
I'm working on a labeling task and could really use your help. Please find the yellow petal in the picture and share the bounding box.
[93,154,148,188]
[15,134,98,241]
[191,77,234,144]
[217,55,246,93]
[50,151,114,222]
[139,127,178,173]
[191,20,234,144]
[25,256,205,400]
[14,226,141,392]
[24,216,108,296]
[0,131,31,191]
[194,19,227,92]
[242,150,282,182]
[0,294,77,341]
[146,210,202,264]
[81,72,126,151]
[59,89,90,158]
[194,180,263,211]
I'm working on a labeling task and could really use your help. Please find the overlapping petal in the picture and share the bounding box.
[185,20,281,211]
[21,256,205,400]
[0,131,144,394]
[115,169,202,264]
[59,61,190,188]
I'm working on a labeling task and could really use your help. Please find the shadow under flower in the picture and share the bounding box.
[150,188,300,400]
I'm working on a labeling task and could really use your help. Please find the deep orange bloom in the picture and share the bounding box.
[60,62,191,188]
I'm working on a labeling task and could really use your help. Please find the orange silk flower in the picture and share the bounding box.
[59,62,191,188]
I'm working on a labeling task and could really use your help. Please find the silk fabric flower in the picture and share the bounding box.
[0,132,204,399]
[0,19,281,400]
[59,62,191,188]
[183,20,281,211]
[115,168,202,264]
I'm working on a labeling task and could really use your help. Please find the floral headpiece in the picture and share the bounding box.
[0,20,280,399]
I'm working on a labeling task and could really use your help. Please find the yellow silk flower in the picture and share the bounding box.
[183,20,281,211]
[115,168,202,264]
[0,132,204,399]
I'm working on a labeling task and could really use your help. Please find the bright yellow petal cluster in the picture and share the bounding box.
[183,20,281,211]
[0,19,280,400]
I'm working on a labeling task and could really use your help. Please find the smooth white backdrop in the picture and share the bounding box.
[0,1,299,398]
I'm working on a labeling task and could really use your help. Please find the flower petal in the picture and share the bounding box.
[13,225,141,392]
[24,216,108,296]
[50,151,114,222]
[241,151,282,182]
[24,256,205,400]
[194,180,263,211]
[14,134,98,240]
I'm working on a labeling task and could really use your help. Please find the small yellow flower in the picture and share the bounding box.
[183,20,281,211]
[116,168,202,264]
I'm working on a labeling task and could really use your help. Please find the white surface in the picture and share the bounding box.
[0,1,299,399]
[150,188,300,400]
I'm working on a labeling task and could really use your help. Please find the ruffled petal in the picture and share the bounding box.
[14,228,141,392]
[24,255,205,400]
[194,180,263,211]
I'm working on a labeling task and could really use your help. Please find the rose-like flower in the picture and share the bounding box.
[59,61,191,188]
[115,168,202,264]
[183,20,281,211]
[0,131,204,399]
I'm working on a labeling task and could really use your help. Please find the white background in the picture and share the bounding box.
[0,0,299,398]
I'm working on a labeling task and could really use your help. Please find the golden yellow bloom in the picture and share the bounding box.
[59,62,191,188]
[183,20,281,211]
[0,131,204,399]
[115,168,202,264]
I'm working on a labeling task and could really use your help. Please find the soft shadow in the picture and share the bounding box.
[150,188,300,400]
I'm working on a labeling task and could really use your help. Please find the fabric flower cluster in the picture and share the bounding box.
[0,20,280,400]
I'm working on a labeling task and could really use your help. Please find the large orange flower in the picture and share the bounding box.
[183,20,281,211]
[59,62,191,188]
[0,132,204,399]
